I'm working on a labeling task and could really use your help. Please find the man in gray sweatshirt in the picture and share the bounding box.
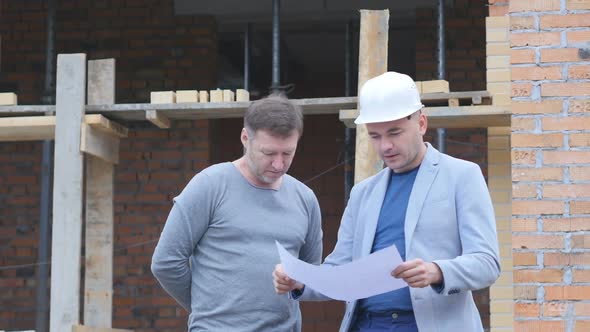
[151,94,323,331]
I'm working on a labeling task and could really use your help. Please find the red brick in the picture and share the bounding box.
[543,184,590,198]
[544,151,590,164]
[570,133,590,147]
[568,31,590,44]
[575,303,590,316]
[543,218,590,232]
[513,183,538,198]
[511,49,536,64]
[512,133,563,148]
[570,167,590,181]
[543,302,568,317]
[512,167,563,181]
[570,100,590,113]
[512,150,537,165]
[572,234,590,249]
[542,83,590,97]
[574,270,590,283]
[515,303,540,317]
[540,14,590,28]
[514,320,565,331]
[509,0,561,12]
[514,269,563,283]
[513,217,538,232]
[490,5,509,16]
[568,0,590,10]
[545,286,590,300]
[511,16,536,30]
[571,201,590,214]
[575,320,590,332]
[512,234,564,249]
[511,32,561,47]
[513,117,537,131]
[545,252,590,266]
[512,83,533,97]
[512,66,563,81]
[569,65,590,79]
[541,48,584,62]
[514,252,538,266]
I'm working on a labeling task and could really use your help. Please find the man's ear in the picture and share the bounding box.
[418,112,428,135]
[241,128,250,148]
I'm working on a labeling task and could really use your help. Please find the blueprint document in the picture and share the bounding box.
[276,241,407,301]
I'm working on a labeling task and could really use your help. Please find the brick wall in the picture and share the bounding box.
[416,0,488,91]
[0,0,217,104]
[505,0,590,331]
[0,142,43,330]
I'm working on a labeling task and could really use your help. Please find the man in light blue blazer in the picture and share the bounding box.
[274,72,500,332]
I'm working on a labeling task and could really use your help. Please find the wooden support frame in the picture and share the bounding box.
[72,325,133,332]
[146,110,171,128]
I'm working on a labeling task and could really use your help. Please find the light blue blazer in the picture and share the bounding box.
[298,143,500,332]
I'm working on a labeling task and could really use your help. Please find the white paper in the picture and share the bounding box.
[276,241,407,301]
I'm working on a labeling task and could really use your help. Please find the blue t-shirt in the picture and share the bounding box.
[358,165,419,313]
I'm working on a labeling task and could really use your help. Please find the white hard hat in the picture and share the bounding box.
[355,71,424,125]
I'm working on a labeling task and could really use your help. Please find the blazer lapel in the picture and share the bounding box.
[359,168,390,258]
[405,143,441,253]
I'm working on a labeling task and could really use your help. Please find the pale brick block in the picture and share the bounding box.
[176,90,198,103]
[487,69,511,83]
[210,89,223,103]
[487,56,510,69]
[486,16,510,29]
[487,82,511,95]
[487,28,510,43]
[222,89,235,102]
[0,92,18,105]
[491,286,514,299]
[199,90,209,103]
[150,91,175,104]
[421,80,449,93]
[491,300,515,314]
[487,43,510,56]
[491,313,514,327]
[492,94,512,106]
[488,126,511,136]
[236,89,250,102]
[568,0,590,10]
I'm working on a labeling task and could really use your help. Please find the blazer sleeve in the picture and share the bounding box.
[432,163,501,295]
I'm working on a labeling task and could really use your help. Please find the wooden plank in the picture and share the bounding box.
[0,116,55,141]
[84,58,117,328]
[50,53,86,332]
[354,9,388,184]
[422,80,450,93]
[81,124,120,164]
[84,156,114,326]
[72,325,133,332]
[339,105,511,129]
[146,110,171,128]
[88,59,115,105]
[84,114,128,138]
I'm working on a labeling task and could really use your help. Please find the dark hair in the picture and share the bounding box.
[244,93,303,138]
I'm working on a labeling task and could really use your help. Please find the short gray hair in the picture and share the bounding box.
[244,93,303,138]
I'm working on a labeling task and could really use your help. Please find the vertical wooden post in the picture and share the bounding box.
[84,59,116,327]
[50,53,87,332]
[354,10,389,184]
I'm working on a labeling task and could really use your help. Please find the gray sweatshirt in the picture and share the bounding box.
[151,162,323,331]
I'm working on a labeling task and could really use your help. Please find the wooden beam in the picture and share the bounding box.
[85,114,128,138]
[0,116,55,141]
[0,114,127,142]
[50,53,86,332]
[146,110,171,128]
[81,124,120,164]
[339,105,511,129]
[83,58,117,329]
[72,325,133,332]
[354,10,388,184]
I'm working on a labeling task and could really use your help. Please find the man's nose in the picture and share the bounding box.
[272,157,285,170]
